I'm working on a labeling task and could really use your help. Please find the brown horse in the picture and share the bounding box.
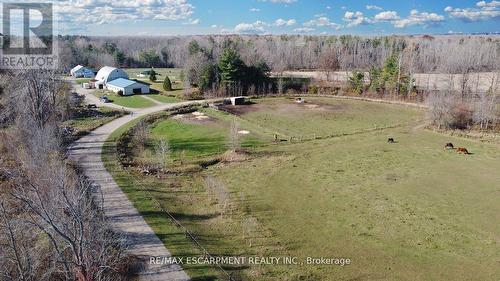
[456,147,469,154]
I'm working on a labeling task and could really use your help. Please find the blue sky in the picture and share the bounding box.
[4,0,500,35]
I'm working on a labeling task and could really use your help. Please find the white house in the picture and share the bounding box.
[70,65,95,78]
[95,66,129,85]
[106,78,150,96]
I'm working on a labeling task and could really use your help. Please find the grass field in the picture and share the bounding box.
[63,106,125,140]
[75,78,92,84]
[124,68,183,81]
[105,97,500,280]
[220,98,422,139]
[148,109,264,161]
[146,94,182,104]
[124,68,184,97]
[93,90,156,109]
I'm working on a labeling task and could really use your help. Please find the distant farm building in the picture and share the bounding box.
[70,65,95,78]
[137,69,158,78]
[230,96,245,105]
[94,66,129,88]
[106,78,150,96]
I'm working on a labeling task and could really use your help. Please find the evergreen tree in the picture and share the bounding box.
[163,75,172,91]
[188,40,201,56]
[149,69,157,82]
[200,63,219,90]
[349,71,365,94]
[218,48,245,85]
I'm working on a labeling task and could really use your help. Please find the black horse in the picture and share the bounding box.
[444,143,454,150]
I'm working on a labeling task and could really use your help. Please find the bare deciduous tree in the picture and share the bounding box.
[133,120,149,150]
[228,119,240,152]
[204,176,229,217]
[0,70,129,281]
[155,137,170,170]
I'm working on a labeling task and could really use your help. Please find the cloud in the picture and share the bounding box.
[476,1,500,7]
[275,18,297,26]
[293,27,315,33]
[304,16,341,29]
[234,21,268,33]
[53,0,194,25]
[374,11,400,21]
[250,8,260,12]
[343,11,373,27]
[366,5,383,11]
[445,1,500,21]
[326,6,332,10]
[393,10,444,28]
[183,18,200,25]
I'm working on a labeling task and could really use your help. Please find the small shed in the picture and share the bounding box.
[70,65,95,78]
[106,78,150,96]
[230,96,245,105]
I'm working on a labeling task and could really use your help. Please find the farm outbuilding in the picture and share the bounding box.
[230,96,246,105]
[70,65,95,78]
[95,66,129,85]
[106,78,150,96]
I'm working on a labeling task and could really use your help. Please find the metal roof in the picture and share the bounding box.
[106,78,139,88]
[71,65,83,72]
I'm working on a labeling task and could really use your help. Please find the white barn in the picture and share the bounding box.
[70,65,95,78]
[106,78,150,96]
[95,66,129,85]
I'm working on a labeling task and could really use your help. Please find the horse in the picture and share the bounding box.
[444,143,454,150]
[456,147,469,154]
[387,138,396,143]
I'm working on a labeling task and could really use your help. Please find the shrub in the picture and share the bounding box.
[117,90,124,96]
[163,76,172,91]
[349,71,365,95]
[449,102,473,130]
[149,69,157,82]
[183,88,204,100]
[308,84,319,94]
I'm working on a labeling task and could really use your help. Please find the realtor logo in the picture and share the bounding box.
[1,2,56,69]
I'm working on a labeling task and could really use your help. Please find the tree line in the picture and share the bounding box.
[57,34,500,74]
[183,41,270,97]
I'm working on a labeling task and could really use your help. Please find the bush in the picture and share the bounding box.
[449,102,473,130]
[149,70,157,82]
[117,90,124,96]
[163,76,172,91]
[427,94,474,130]
[308,85,319,94]
[183,88,204,100]
[349,71,365,95]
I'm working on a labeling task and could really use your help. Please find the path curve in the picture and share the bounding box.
[69,99,221,281]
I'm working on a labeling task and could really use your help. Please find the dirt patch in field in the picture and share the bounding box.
[171,111,218,125]
[218,100,347,116]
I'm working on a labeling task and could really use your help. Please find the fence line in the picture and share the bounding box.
[121,167,234,281]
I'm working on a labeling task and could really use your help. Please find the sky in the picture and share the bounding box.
[2,0,500,36]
